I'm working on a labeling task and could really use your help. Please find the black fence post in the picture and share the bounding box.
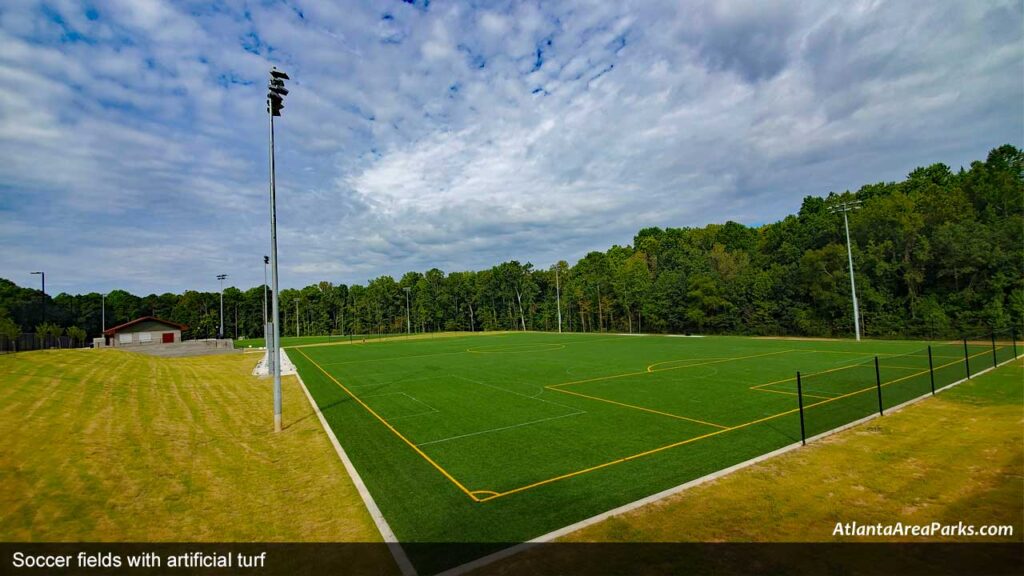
[874,356,884,415]
[796,371,806,446]
[928,345,936,395]
[964,338,973,379]
[991,333,998,368]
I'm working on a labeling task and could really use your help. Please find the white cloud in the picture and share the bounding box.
[0,0,1020,294]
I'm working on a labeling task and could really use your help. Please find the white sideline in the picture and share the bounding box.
[437,354,1020,576]
[288,348,417,576]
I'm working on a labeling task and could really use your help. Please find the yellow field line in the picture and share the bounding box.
[547,386,729,429]
[476,347,1001,502]
[644,357,730,372]
[294,348,480,502]
[753,387,834,400]
[646,350,795,374]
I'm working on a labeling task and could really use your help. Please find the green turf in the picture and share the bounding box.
[288,332,1016,573]
[235,331,465,349]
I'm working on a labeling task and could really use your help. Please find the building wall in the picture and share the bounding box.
[110,327,181,347]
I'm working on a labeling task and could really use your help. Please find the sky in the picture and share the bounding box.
[0,0,1021,296]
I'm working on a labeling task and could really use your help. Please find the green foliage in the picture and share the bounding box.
[66,326,87,346]
[0,145,1020,340]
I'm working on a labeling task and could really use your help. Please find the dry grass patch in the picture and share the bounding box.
[0,349,380,543]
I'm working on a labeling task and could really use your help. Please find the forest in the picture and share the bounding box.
[1,145,1021,344]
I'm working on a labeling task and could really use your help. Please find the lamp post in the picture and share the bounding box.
[217,274,228,339]
[30,271,44,325]
[830,200,862,341]
[404,287,411,335]
[295,298,300,337]
[101,292,106,336]
[555,266,562,334]
[268,66,289,433]
[262,256,269,329]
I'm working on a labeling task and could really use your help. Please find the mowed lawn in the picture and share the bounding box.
[0,349,382,544]
[290,331,1010,572]
[476,358,1024,574]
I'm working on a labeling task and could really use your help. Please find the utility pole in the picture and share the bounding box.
[404,287,411,335]
[267,66,290,432]
[217,274,228,339]
[555,266,562,334]
[30,271,44,325]
[830,200,862,341]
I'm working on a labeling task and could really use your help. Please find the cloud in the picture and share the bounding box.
[0,0,1020,294]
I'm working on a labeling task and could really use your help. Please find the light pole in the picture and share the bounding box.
[268,67,289,433]
[217,274,228,339]
[295,298,300,337]
[555,266,563,334]
[101,292,107,340]
[404,287,411,335]
[262,256,269,329]
[30,271,44,325]
[830,200,862,341]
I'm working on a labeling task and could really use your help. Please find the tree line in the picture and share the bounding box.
[1,145,1021,343]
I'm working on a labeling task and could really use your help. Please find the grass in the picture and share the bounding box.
[290,331,1011,572]
[474,358,1023,574]
[0,349,383,545]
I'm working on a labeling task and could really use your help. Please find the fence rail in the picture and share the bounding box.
[793,328,1019,445]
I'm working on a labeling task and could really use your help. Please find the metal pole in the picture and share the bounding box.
[556,267,563,334]
[796,371,806,445]
[963,339,970,379]
[404,287,411,335]
[927,345,935,395]
[263,257,268,329]
[1014,328,1018,359]
[217,274,227,339]
[842,210,860,341]
[101,293,106,331]
[295,299,300,337]
[874,356,883,415]
[270,105,282,432]
[991,333,998,368]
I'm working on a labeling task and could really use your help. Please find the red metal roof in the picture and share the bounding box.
[103,316,189,336]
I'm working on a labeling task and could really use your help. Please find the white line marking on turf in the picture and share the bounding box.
[287,350,416,576]
[416,411,586,447]
[360,392,440,420]
[452,374,579,410]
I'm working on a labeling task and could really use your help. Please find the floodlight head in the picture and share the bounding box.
[264,256,270,265]
[217,274,228,281]
[270,68,289,80]
[31,271,42,275]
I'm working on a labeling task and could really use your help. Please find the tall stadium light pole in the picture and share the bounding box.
[262,256,269,329]
[268,67,289,433]
[101,293,106,331]
[217,274,228,339]
[555,266,563,334]
[404,287,411,334]
[295,298,300,337]
[830,200,862,341]
[30,271,45,324]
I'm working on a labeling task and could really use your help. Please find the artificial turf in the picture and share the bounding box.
[288,331,1012,573]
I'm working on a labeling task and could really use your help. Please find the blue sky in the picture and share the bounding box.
[1,0,1021,295]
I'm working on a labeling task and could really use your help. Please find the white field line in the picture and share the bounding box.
[437,354,1020,576]
[452,374,579,410]
[416,411,586,447]
[360,392,440,421]
[288,349,416,576]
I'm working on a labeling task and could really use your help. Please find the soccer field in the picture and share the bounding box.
[289,332,1011,572]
